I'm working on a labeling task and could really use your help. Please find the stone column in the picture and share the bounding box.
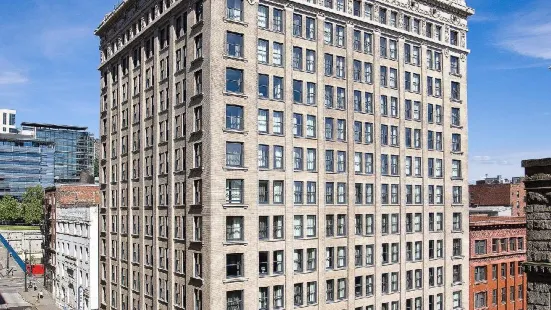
[522,158,551,310]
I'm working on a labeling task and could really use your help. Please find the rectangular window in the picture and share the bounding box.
[226,68,243,93]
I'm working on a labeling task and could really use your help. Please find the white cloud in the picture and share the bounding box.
[469,150,551,182]
[469,13,498,23]
[488,61,551,70]
[471,155,514,166]
[0,72,28,85]
[496,1,551,59]
[38,26,92,58]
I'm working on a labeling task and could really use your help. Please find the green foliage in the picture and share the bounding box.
[94,158,99,178]
[21,185,44,224]
[0,196,21,222]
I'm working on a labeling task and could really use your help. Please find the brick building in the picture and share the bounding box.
[96,0,474,309]
[470,176,526,217]
[469,215,526,310]
[43,184,100,310]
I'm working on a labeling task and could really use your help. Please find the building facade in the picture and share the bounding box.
[21,122,96,184]
[96,0,473,309]
[521,158,551,310]
[0,109,17,133]
[44,184,100,310]
[469,216,526,310]
[0,133,54,199]
[470,176,525,217]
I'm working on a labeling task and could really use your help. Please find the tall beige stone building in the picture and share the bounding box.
[95,0,473,309]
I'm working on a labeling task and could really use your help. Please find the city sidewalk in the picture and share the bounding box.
[0,244,58,310]
[20,285,57,310]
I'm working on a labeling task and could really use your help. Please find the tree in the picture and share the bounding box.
[94,158,99,178]
[22,185,44,224]
[0,196,21,223]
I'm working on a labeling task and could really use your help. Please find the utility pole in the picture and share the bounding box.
[24,251,28,292]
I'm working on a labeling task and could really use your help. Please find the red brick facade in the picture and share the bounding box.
[469,216,527,310]
[469,182,526,216]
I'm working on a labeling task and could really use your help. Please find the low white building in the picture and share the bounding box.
[0,108,16,133]
[46,185,99,310]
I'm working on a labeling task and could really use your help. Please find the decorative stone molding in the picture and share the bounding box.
[525,173,551,182]
[525,262,551,275]
[527,191,548,204]
[387,0,468,28]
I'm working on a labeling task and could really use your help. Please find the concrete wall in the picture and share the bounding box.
[0,230,43,263]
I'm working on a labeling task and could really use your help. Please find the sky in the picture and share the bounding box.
[0,0,550,182]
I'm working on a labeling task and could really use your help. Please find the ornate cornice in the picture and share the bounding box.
[524,173,551,182]
[418,0,474,17]
[96,0,156,37]
[524,262,551,275]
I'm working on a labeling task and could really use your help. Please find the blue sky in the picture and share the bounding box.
[0,0,550,181]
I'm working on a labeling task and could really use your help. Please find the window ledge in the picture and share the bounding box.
[173,63,188,75]
[259,272,284,278]
[222,128,247,134]
[451,151,464,155]
[223,241,248,246]
[223,166,248,172]
[223,17,248,26]
[260,238,285,243]
[450,98,463,104]
[223,204,248,209]
[190,93,204,101]
[294,270,317,276]
[294,303,317,309]
[158,77,169,85]
[190,276,203,282]
[223,277,248,284]
[223,55,247,62]
[258,132,284,138]
[223,91,248,98]
[191,20,204,30]
[450,72,463,78]
[294,236,318,241]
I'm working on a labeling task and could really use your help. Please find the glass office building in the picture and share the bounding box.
[0,133,54,199]
[21,123,95,183]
